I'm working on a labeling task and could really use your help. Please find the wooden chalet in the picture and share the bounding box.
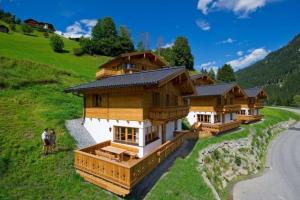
[24,18,55,31]
[236,87,267,123]
[186,83,246,135]
[0,25,9,33]
[96,51,168,79]
[190,74,215,86]
[65,52,194,196]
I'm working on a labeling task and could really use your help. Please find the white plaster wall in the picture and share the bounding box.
[165,121,175,141]
[141,138,162,157]
[224,113,237,123]
[187,111,216,125]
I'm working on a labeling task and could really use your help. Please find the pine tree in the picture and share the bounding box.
[101,17,117,38]
[91,19,104,41]
[208,68,216,80]
[172,36,194,70]
[118,26,134,53]
[217,64,236,82]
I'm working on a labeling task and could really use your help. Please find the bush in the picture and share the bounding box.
[212,149,221,160]
[73,48,84,56]
[182,118,191,130]
[49,35,64,52]
[21,23,33,35]
[235,156,242,166]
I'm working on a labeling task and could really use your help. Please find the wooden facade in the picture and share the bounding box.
[188,84,246,135]
[236,88,267,123]
[96,52,168,79]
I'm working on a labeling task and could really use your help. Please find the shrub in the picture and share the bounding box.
[204,155,211,164]
[212,149,221,160]
[21,23,33,35]
[235,156,242,166]
[182,118,191,130]
[73,47,84,56]
[49,35,64,52]
[9,23,16,31]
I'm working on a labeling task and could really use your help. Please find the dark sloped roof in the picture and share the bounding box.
[244,87,263,97]
[65,66,185,93]
[190,74,206,80]
[194,83,237,96]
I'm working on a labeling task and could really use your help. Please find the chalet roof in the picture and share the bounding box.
[244,87,265,97]
[65,66,186,93]
[190,74,207,80]
[194,83,237,96]
[99,51,168,68]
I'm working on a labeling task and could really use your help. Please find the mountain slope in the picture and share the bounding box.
[236,33,300,106]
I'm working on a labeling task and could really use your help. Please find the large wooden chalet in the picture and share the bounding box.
[236,87,267,123]
[24,18,55,32]
[65,52,194,196]
[186,80,246,135]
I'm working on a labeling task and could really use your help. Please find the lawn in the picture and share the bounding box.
[146,108,300,200]
[0,30,110,79]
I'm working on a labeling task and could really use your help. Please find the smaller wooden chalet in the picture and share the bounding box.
[0,25,9,33]
[24,18,55,31]
[186,83,246,135]
[190,74,215,86]
[96,51,168,79]
[236,87,267,123]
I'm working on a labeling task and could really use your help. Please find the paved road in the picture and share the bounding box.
[234,108,300,200]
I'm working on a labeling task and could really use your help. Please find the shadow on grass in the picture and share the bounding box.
[126,139,198,200]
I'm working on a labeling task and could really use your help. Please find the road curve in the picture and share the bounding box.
[233,108,300,200]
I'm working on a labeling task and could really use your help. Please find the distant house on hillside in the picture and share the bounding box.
[24,18,55,32]
[0,25,9,33]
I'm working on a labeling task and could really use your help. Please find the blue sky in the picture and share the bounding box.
[1,0,300,71]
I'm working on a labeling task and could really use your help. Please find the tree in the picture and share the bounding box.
[101,17,118,38]
[118,26,134,53]
[208,68,216,80]
[156,36,164,56]
[79,37,94,55]
[138,32,151,50]
[159,47,173,65]
[21,23,33,35]
[91,19,104,41]
[49,35,64,52]
[200,68,208,74]
[217,64,236,82]
[172,36,194,70]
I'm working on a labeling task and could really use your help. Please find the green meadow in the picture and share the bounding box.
[0,30,299,200]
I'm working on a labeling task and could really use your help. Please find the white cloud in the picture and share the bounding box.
[162,42,174,48]
[200,61,218,73]
[196,19,211,31]
[197,0,271,18]
[218,37,235,44]
[55,19,97,38]
[237,50,243,56]
[227,48,269,71]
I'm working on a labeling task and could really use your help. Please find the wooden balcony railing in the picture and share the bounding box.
[96,68,124,79]
[253,102,264,108]
[149,105,189,121]
[74,131,187,196]
[215,104,241,113]
[237,114,263,123]
[200,120,240,134]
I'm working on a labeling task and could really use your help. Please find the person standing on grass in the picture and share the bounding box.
[41,128,50,155]
[49,129,56,152]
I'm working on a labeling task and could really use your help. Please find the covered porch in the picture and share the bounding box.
[237,114,263,124]
[194,120,241,135]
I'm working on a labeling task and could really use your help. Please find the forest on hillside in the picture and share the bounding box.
[236,33,300,106]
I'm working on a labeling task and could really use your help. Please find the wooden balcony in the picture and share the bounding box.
[254,102,264,108]
[96,68,124,79]
[199,120,240,134]
[215,104,241,113]
[74,132,187,196]
[149,105,189,122]
[237,114,263,124]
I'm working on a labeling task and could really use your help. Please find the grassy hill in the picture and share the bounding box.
[236,33,300,106]
[0,30,110,79]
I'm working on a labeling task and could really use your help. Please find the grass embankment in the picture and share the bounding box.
[146,108,300,200]
[0,56,117,199]
[0,30,110,79]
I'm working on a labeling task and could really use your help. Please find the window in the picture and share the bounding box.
[114,126,139,145]
[230,113,233,120]
[152,92,160,106]
[92,95,102,107]
[145,126,159,145]
[214,115,220,123]
[197,114,211,123]
[240,110,246,115]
